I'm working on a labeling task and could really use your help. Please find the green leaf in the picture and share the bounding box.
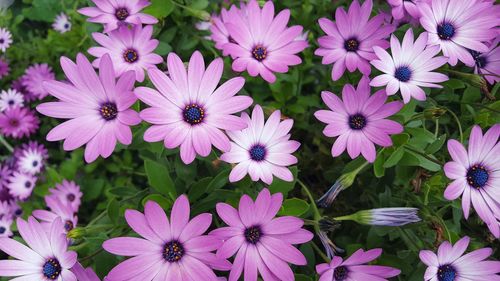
[268,166,298,196]
[425,134,447,154]
[144,159,176,200]
[143,0,174,19]
[384,147,405,168]
[206,169,230,193]
[188,177,212,201]
[107,198,120,225]
[278,198,310,217]
[373,153,386,178]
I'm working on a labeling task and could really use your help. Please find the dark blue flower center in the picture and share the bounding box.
[437,22,455,40]
[43,258,62,280]
[466,164,489,189]
[14,209,22,216]
[183,104,204,125]
[348,114,367,130]
[252,45,267,61]
[8,100,14,105]
[67,193,75,202]
[470,50,487,68]
[0,39,4,44]
[25,181,32,188]
[249,144,267,161]
[344,38,359,52]
[0,227,5,234]
[100,102,118,121]
[334,266,348,281]
[64,220,74,232]
[115,7,129,21]
[438,264,456,281]
[32,160,38,167]
[123,49,139,63]
[163,241,184,262]
[64,23,69,29]
[395,66,412,82]
[244,225,262,244]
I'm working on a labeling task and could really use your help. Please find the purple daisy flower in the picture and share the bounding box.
[0,164,12,190]
[370,29,449,103]
[443,125,500,238]
[78,0,158,33]
[0,217,12,237]
[211,188,313,281]
[135,51,253,164]
[89,25,163,82]
[103,196,231,281]
[221,0,308,83]
[47,180,82,213]
[210,4,247,57]
[6,171,36,200]
[220,105,300,185]
[0,28,12,52]
[471,37,500,85]
[387,0,430,20]
[22,63,56,100]
[0,217,77,280]
[0,106,40,139]
[315,76,404,162]
[419,236,500,281]
[33,196,78,234]
[0,58,9,79]
[0,89,24,112]
[12,76,37,102]
[53,13,72,34]
[71,263,101,281]
[419,0,500,66]
[14,141,48,175]
[315,0,394,81]
[316,248,401,281]
[37,53,141,163]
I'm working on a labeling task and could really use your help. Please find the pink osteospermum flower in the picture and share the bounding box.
[210,3,247,57]
[419,0,499,66]
[37,53,141,163]
[78,0,158,33]
[47,180,82,213]
[220,105,300,185]
[103,196,231,281]
[315,0,394,81]
[222,0,308,83]
[13,76,37,102]
[89,25,163,82]
[71,263,102,281]
[471,37,500,85]
[135,51,253,164]
[7,171,37,200]
[0,106,40,139]
[0,58,9,79]
[22,63,55,100]
[33,196,78,235]
[0,217,12,237]
[370,29,449,104]
[315,76,404,163]
[0,89,24,112]
[443,125,500,238]
[419,236,500,281]
[316,248,401,281]
[211,188,313,281]
[387,0,430,20]
[0,217,77,280]
[0,27,12,52]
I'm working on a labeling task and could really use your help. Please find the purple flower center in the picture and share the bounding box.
[333,266,348,280]
[43,258,62,280]
[8,118,19,127]
[437,22,455,40]
[0,39,4,44]
[32,160,39,167]
[0,226,5,234]
[64,220,74,232]
[14,209,22,216]
[252,45,267,61]
[25,181,32,188]
[183,104,205,125]
[249,144,267,162]
[437,264,456,281]
[123,49,139,63]
[466,164,489,189]
[8,100,14,105]
[348,114,367,130]
[67,193,75,202]
[64,23,70,29]
[163,241,184,262]
[115,7,129,21]
[395,66,412,82]
[344,38,359,52]
[470,50,487,68]
[100,102,118,121]
[244,225,262,244]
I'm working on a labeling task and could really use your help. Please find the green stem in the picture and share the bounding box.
[403,145,443,166]
[311,240,330,263]
[434,119,439,137]
[0,135,13,153]
[87,189,148,226]
[298,180,321,221]
[446,109,463,143]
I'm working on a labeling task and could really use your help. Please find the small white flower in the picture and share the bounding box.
[0,89,24,112]
[52,13,71,34]
[18,148,44,175]
[0,27,12,52]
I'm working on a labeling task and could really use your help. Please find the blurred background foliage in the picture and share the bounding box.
[0,0,499,280]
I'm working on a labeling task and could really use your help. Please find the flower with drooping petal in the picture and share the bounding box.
[136,51,253,164]
[315,76,403,162]
[22,63,56,100]
[0,106,39,139]
[33,196,78,234]
[220,105,300,185]
[78,0,158,33]
[419,236,500,281]
[15,141,48,175]
[0,217,77,280]
[6,171,36,200]
[71,263,101,281]
[221,0,308,83]
[443,124,500,238]
[37,53,141,163]
[315,0,394,81]
[387,0,430,20]
[316,248,401,281]
[0,217,12,237]
[419,0,500,66]
[211,188,313,281]
[89,25,163,82]
[210,3,248,57]
[370,29,449,103]
[0,89,24,112]
[471,37,500,85]
[0,58,9,79]
[0,28,12,52]
[53,13,72,34]
[47,180,82,213]
[103,196,231,281]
